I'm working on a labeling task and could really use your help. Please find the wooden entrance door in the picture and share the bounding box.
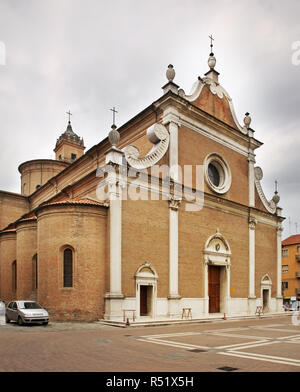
[209,266,220,313]
[140,286,148,316]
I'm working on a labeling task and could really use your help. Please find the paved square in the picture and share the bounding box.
[0,314,300,372]
[139,318,300,369]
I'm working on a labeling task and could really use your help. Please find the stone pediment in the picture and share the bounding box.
[180,78,246,133]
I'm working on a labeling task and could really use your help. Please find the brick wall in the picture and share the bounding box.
[36,204,107,321]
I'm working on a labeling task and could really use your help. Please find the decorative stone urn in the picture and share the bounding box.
[244,112,251,128]
[108,124,120,148]
[166,64,175,82]
[208,54,216,69]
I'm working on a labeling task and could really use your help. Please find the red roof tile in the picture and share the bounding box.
[42,198,106,207]
[282,234,300,246]
[18,212,36,222]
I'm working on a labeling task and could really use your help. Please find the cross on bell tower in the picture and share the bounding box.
[54,110,85,163]
[66,110,72,123]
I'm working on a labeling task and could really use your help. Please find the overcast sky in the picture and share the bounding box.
[0,0,299,237]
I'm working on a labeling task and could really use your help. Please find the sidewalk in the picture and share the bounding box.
[98,311,291,328]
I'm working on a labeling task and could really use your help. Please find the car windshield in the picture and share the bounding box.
[18,302,43,309]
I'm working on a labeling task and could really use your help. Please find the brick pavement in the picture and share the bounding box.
[0,314,299,372]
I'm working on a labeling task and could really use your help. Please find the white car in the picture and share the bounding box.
[6,301,49,325]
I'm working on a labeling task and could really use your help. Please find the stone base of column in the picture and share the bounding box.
[248,296,257,315]
[276,296,284,312]
[223,296,231,315]
[104,293,125,321]
[167,295,181,319]
[203,297,209,316]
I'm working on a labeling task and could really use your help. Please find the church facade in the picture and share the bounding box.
[0,51,284,323]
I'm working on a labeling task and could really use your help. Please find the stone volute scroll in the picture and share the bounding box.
[123,123,170,169]
[254,166,277,214]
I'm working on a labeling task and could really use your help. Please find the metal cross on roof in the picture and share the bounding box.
[209,34,214,54]
[110,107,118,126]
[66,110,72,123]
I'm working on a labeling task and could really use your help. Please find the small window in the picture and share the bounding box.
[32,254,38,290]
[63,248,73,287]
[297,246,300,254]
[12,261,17,292]
[282,281,288,290]
[282,265,289,273]
[282,249,289,257]
[71,153,77,161]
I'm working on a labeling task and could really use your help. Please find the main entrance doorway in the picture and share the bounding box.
[140,285,153,316]
[209,266,220,313]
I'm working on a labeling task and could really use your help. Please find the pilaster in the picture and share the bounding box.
[167,195,181,318]
[248,216,257,305]
[248,152,256,207]
[104,147,125,321]
[276,224,284,311]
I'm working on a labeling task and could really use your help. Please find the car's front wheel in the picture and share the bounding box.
[17,316,23,326]
[42,321,48,326]
[5,315,10,323]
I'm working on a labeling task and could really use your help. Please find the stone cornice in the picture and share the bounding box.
[0,190,28,201]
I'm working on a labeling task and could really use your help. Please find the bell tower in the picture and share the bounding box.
[54,112,85,163]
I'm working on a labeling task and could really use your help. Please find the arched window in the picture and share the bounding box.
[63,248,73,287]
[12,260,17,292]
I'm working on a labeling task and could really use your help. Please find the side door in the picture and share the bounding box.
[6,302,13,319]
[10,302,18,321]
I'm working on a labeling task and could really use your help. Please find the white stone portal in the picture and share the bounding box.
[261,274,272,313]
[135,263,158,319]
[203,230,231,315]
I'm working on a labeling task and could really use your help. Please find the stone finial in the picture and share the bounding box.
[244,112,251,128]
[166,64,175,82]
[208,53,216,70]
[272,180,280,205]
[272,192,280,205]
[108,124,120,148]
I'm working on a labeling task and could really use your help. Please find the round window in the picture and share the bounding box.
[204,153,231,194]
[208,162,222,187]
